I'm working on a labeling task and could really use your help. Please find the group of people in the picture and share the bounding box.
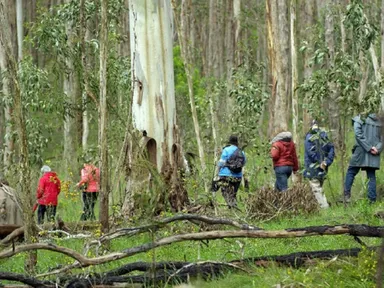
[217,113,382,209]
[36,162,100,224]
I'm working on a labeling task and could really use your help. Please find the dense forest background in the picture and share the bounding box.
[3,1,384,286]
[0,0,384,219]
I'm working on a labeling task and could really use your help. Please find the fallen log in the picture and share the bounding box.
[0,225,21,239]
[0,272,52,288]
[4,224,378,277]
[2,247,371,287]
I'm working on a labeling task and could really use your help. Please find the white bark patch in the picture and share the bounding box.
[130,0,177,172]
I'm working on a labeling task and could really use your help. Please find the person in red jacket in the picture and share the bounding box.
[76,162,100,221]
[36,165,61,224]
[270,131,299,191]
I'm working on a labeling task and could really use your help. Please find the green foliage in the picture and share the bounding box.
[229,63,268,143]
[344,0,378,51]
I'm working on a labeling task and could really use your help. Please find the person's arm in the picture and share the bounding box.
[218,148,229,167]
[270,143,280,161]
[354,120,372,152]
[77,169,88,187]
[36,178,45,199]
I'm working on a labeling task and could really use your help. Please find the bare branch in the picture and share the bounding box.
[0,223,382,278]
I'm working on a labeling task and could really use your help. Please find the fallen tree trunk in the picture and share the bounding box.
[0,225,21,239]
[3,223,378,277]
[0,272,52,287]
[0,247,374,287]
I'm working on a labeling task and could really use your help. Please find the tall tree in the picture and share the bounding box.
[0,0,37,272]
[291,0,299,145]
[99,0,109,233]
[301,0,316,133]
[63,0,79,175]
[266,0,289,136]
[1,0,16,172]
[129,0,188,213]
[324,0,341,146]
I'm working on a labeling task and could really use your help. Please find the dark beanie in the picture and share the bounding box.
[228,135,239,146]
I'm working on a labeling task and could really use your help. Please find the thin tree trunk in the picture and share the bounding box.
[267,0,289,136]
[301,0,315,133]
[208,0,220,163]
[325,0,341,147]
[0,0,37,273]
[63,0,79,175]
[381,0,384,68]
[291,0,298,146]
[16,0,22,61]
[99,0,109,233]
[172,0,209,193]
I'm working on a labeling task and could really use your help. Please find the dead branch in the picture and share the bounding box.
[0,225,24,245]
[96,214,262,243]
[0,272,52,287]
[1,247,377,287]
[0,223,381,278]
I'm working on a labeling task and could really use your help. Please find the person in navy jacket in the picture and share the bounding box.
[217,135,246,209]
[304,120,335,208]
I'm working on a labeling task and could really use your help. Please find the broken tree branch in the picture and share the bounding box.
[0,224,380,278]
[0,272,52,287]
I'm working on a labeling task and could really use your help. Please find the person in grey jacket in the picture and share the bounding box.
[343,114,382,203]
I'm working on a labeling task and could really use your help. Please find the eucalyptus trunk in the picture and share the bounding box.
[128,0,188,213]
[0,0,37,272]
[301,0,315,133]
[266,0,289,136]
[98,0,109,233]
[0,0,16,172]
[324,0,341,147]
[381,0,384,68]
[290,0,299,146]
[63,0,79,175]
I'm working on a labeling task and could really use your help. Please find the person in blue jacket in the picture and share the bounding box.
[304,120,335,208]
[217,135,246,209]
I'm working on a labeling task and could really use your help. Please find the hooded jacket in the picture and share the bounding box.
[270,132,299,171]
[36,172,61,206]
[78,164,100,192]
[349,114,382,169]
[304,128,335,178]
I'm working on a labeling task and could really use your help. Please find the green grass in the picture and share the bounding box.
[2,134,384,287]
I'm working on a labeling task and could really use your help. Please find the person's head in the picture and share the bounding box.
[228,135,239,146]
[41,165,51,174]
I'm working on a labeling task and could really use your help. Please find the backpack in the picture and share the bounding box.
[225,148,245,173]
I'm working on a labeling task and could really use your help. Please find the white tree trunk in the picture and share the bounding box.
[290,0,298,146]
[63,0,78,174]
[129,0,188,213]
[130,0,179,173]
[16,0,22,60]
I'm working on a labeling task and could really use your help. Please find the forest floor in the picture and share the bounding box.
[1,149,384,287]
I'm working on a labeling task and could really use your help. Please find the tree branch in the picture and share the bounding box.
[0,223,380,278]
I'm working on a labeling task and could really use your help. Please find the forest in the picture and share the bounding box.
[1,0,384,287]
